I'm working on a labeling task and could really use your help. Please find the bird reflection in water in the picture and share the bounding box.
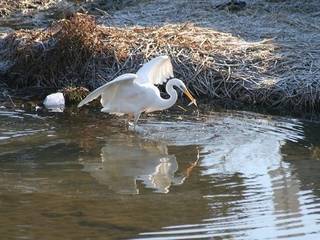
[81,134,198,194]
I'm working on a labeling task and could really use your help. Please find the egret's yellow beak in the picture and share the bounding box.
[184,89,197,107]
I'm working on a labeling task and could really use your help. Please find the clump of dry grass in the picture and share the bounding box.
[0,0,56,17]
[0,12,318,111]
[0,14,275,98]
[63,86,89,104]
[1,14,103,88]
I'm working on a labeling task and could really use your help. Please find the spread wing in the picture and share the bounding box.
[136,55,174,85]
[77,73,138,107]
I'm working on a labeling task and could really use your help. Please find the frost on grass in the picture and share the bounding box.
[0,2,319,112]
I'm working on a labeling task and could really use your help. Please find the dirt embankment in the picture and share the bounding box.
[0,0,319,112]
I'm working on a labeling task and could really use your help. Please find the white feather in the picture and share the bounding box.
[77,73,138,108]
[136,55,174,85]
[77,56,196,126]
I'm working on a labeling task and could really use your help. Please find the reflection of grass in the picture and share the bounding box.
[312,146,320,160]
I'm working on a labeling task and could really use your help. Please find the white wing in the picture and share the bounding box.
[77,73,138,107]
[136,55,174,85]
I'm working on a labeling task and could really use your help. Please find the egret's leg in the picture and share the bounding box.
[126,113,134,128]
[133,112,141,129]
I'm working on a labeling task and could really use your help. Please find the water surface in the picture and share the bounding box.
[0,106,320,239]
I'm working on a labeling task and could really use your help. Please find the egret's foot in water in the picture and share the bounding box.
[128,122,137,131]
[128,123,145,134]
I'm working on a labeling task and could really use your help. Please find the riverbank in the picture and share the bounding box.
[0,0,319,113]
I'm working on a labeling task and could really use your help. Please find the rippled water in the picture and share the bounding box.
[0,106,320,239]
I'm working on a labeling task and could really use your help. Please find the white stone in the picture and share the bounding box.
[43,92,65,112]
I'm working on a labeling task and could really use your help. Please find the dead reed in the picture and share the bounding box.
[0,0,55,17]
[0,13,318,111]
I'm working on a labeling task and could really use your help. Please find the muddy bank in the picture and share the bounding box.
[0,0,319,113]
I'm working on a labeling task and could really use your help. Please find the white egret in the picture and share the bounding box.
[77,55,197,127]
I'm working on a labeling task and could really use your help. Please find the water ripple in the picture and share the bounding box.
[1,108,320,240]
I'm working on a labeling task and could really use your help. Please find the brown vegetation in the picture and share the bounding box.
[0,14,277,104]
[0,1,319,112]
[0,0,54,17]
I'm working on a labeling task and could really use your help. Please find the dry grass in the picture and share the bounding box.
[110,0,320,112]
[0,0,56,17]
[0,9,319,112]
[0,14,277,103]
[0,14,100,88]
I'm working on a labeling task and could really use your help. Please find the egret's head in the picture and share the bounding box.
[171,79,197,107]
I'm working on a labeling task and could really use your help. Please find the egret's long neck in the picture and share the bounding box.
[158,79,178,110]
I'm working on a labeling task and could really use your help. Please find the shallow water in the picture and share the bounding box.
[0,106,320,239]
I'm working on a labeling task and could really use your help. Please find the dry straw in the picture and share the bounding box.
[0,0,56,16]
[0,13,318,111]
